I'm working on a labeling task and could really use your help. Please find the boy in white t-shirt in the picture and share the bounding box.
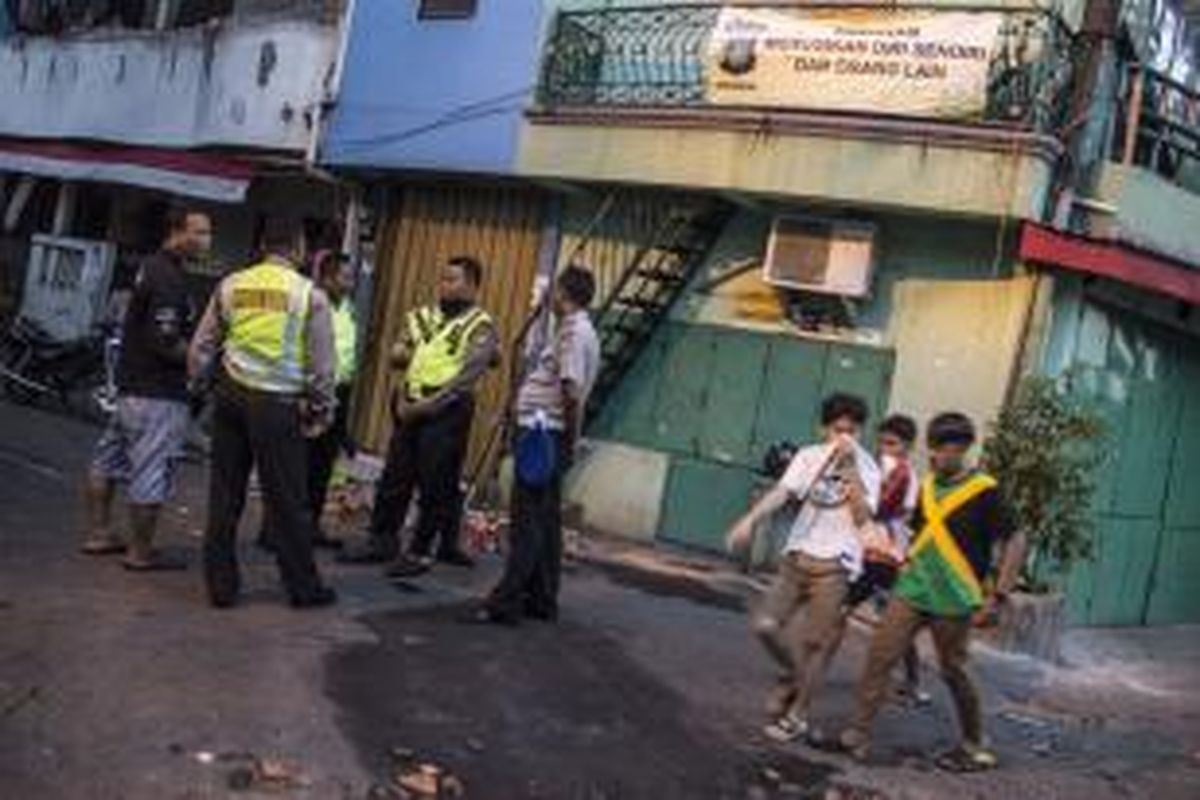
[727,393,881,742]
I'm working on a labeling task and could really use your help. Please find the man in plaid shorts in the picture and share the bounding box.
[82,208,212,570]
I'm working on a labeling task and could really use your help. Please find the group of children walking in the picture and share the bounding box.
[727,393,1026,772]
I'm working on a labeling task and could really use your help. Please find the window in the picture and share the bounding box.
[417,0,476,20]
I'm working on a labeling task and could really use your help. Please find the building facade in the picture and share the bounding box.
[321,0,1198,626]
[0,0,350,319]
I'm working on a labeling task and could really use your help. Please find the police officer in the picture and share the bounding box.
[340,255,497,576]
[188,218,337,609]
[309,250,358,547]
[256,250,357,551]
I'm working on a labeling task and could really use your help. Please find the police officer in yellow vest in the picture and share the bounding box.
[188,218,337,609]
[258,250,358,552]
[340,255,498,575]
[308,250,358,547]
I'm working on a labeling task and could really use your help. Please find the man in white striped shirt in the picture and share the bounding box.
[478,266,599,625]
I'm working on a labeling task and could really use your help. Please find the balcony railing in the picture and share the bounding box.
[1115,65,1200,190]
[537,3,1077,134]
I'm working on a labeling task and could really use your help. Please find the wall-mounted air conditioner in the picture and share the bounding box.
[763,216,877,298]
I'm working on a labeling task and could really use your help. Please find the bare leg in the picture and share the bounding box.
[81,474,122,553]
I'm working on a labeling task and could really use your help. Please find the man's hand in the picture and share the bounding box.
[725,517,755,554]
[390,342,412,369]
[302,418,329,439]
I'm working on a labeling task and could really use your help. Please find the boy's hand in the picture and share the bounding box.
[725,518,755,554]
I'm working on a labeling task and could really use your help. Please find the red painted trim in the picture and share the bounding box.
[0,138,255,180]
[1019,223,1200,305]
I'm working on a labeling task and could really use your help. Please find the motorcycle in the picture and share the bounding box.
[0,316,113,423]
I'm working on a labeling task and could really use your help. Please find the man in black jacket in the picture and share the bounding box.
[82,207,212,571]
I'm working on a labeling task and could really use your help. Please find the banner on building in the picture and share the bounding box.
[706,8,1003,118]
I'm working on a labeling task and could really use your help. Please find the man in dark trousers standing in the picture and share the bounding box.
[82,207,212,571]
[339,256,498,577]
[188,218,337,609]
[478,265,599,625]
[257,250,357,551]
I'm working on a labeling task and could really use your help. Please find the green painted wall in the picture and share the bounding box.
[1093,163,1200,268]
[1042,279,1200,626]
[583,199,1017,555]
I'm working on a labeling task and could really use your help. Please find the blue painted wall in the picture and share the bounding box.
[322,0,546,174]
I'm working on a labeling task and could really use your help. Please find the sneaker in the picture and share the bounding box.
[291,586,338,609]
[386,555,434,579]
[763,714,809,743]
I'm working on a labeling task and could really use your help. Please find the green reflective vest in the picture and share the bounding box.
[405,305,491,397]
[222,261,312,394]
[332,299,357,386]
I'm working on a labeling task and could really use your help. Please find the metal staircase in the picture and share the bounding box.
[586,198,734,423]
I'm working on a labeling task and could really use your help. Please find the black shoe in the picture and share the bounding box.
[386,555,433,579]
[461,605,520,627]
[210,593,239,609]
[336,543,391,565]
[524,606,558,623]
[291,586,338,609]
[437,549,475,568]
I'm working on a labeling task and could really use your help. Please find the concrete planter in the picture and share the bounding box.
[989,591,1067,663]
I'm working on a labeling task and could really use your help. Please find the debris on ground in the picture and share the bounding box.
[465,737,485,754]
[1031,740,1057,757]
[225,756,310,792]
[1,685,40,718]
[387,747,466,799]
[186,749,309,793]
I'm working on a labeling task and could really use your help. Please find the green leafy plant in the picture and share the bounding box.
[982,375,1107,593]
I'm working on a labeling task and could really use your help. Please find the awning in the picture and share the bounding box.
[1019,222,1200,306]
[0,139,254,203]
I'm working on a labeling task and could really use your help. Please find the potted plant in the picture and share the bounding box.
[980,374,1107,661]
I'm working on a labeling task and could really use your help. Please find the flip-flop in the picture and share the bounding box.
[933,747,998,773]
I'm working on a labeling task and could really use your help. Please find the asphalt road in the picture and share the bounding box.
[1,401,1198,800]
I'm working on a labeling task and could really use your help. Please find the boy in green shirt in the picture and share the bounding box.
[835,412,1026,771]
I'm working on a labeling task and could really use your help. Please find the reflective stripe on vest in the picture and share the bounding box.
[332,299,357,385]
[405,305,491,397]
[221,262,312,394]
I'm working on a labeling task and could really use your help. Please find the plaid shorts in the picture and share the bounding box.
[91,396,190,505]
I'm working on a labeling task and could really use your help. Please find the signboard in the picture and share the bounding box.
[706,8,1003,118]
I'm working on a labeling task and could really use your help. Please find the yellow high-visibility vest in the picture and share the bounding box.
[332,299,357,386]
[221,261,312,394]
[405,305,491,397]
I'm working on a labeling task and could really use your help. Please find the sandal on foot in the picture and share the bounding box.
[763,714,809,743]
[933,746,998,773]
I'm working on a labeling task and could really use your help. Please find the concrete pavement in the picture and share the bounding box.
[1,401,1198,799]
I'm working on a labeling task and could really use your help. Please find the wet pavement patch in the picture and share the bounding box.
[326,603,835,799]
